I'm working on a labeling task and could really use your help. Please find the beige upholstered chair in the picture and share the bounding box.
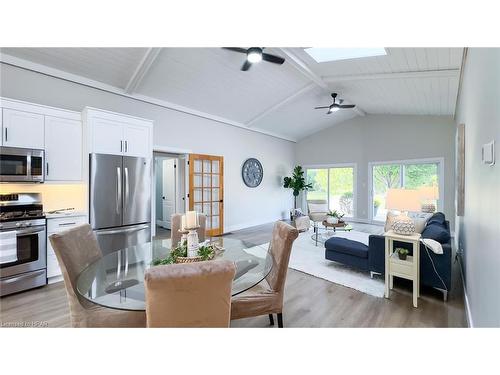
[230,221,299,328]
[307,199,328,232]
[170,213,207,246]
[49,224,146,328]
[144,260,236,327]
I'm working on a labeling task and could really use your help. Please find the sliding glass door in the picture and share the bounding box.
[306,166,355,217]
[371,160,441,221]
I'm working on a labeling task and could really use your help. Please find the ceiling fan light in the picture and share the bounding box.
[247,49,263,63]
[329,106,340,113]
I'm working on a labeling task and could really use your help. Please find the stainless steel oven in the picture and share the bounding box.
[0,193,47,296]
[0,146,44,183]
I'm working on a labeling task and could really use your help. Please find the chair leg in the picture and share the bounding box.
[268,314,274,326]
[277,313,283,328]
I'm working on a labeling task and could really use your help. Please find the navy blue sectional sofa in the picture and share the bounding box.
[325,212,452,300]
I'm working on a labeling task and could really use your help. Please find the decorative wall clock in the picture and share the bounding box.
[242,158,263,187]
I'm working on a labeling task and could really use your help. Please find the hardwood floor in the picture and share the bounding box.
[0,222,466,328]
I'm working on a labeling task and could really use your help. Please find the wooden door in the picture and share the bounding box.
[189,154,224,237]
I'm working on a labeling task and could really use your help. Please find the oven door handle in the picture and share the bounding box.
[14,227,46,236]
[2,270,46,284]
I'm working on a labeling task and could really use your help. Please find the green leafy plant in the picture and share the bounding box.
[373,197,382,208]
[396,247,409,260]
[327,209,344,219]
[152,240,216,265]
[283,166,313,209]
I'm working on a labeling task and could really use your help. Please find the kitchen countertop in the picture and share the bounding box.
[45,211,88,219]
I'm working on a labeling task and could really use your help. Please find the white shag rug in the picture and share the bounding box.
[252,230,385,298]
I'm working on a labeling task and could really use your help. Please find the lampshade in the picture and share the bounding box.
[385,188,421,212]
[418,186,439,200]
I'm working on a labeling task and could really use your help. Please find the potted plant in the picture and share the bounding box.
[326,210,344,224]
[373,197,382,217]
[396,247,409,261]
[283,166,313,209]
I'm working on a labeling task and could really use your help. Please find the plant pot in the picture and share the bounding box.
[398,253,407,261]
[326,216,338,224]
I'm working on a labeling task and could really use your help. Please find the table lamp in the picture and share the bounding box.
[418,186,439,213]
[385,188,421,235]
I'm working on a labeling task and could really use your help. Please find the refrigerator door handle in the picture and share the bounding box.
[116,167,122,215]
[95,224,150,236]
[124,167,129,209]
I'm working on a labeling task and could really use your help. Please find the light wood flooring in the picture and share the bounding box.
[0,222,466,328]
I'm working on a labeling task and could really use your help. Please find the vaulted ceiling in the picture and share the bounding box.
[0,47,463,142]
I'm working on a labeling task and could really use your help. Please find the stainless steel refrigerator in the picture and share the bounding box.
[90,153,151,255]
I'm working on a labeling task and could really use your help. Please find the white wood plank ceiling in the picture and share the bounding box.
[0,47,463,141]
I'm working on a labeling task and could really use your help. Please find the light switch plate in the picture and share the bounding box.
[482,140,495,166]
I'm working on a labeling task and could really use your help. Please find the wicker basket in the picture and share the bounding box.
[175,256,205,263]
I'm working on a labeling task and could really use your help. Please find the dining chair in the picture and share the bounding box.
[144,260,236,327]
[230,221,299,328]
[170,213,207,246]
[49,224,146,328]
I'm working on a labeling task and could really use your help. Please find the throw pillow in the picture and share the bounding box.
[412,217,428,233]
[427,212,446,225]
[422,223,450,244]
[293,208,305,218]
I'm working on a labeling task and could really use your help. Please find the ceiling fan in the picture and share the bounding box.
[223,47,285,71]
[314,93,356,114]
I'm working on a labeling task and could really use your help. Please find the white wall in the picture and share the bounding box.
[454,48,500,327]
[0,64,295,232]
[296,114,456,227]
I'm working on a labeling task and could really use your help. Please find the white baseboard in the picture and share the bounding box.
[47,275,63,285]
[458,255,473,328]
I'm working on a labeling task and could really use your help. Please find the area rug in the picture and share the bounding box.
[248,230,385,298]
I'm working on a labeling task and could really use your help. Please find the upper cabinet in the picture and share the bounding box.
[1,98,83,182]
[85,108,153,158]
[45,116,82,181]
[2,109,45,148]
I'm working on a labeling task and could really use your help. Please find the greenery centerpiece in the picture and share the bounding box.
[326,209,344,224]
[283,166,313,209]
[153,240,218,265]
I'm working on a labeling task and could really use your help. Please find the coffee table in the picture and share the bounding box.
[312,221,353,246]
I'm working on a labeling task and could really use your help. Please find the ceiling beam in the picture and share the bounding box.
[323,69,460,83]
[246,83,316,128]
[0,54,297,143]
[277,48,366,116]
[124,48,161,94]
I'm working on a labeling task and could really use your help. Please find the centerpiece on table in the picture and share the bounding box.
[153,210,223,265]
[326,209,344,224]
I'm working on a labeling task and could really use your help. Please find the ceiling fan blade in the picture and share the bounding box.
[223,47,248,54]
[262,53,285,65]
[241,60,252,71]
[339,104,356,109]
[339,99,344,104]
[314,106,330,109]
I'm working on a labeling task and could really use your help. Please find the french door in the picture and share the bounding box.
[188,154,224,236]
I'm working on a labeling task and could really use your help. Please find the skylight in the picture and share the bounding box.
[304,48,387,63]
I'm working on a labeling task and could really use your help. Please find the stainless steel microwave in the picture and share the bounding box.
[0,146,44,183]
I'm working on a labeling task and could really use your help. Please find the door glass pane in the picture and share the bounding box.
[203,203,211,214]
[194,160,202,173]
[212,216,219,229]
[203,160,211,173]
[203,174,211,187]
[329,167,354,217]
[212,188,219,202]
[212,160,219,174]
[194,203,203,213]
[211,174,219,187]
[306,169,328,202]
[205,216,212,230]
[203,188,211,202]
[212,202,219,215]
[372,164,401,221]
[194,174,202,187]
[194,188,202,202]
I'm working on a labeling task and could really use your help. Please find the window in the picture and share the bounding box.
[371,160,441,221]
[306,166,355,217]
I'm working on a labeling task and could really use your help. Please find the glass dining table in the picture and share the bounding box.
[76,237,272,311]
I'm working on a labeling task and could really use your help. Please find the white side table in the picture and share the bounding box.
[384,230,421,308]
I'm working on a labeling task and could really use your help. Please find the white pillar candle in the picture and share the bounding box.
[185,211,199,229]
[181,215,186,231]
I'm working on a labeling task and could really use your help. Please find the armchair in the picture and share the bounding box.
[307,200,328,232]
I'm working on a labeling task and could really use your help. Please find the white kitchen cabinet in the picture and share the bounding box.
[44,116,83,181]
[46,214,87,282]
[2,108,44,148]
[85,108,153,158]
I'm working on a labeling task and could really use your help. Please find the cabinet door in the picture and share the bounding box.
[91,117,124,155]
[2,109,44,148]
[124,124,151,158]
[45,116,82,181]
